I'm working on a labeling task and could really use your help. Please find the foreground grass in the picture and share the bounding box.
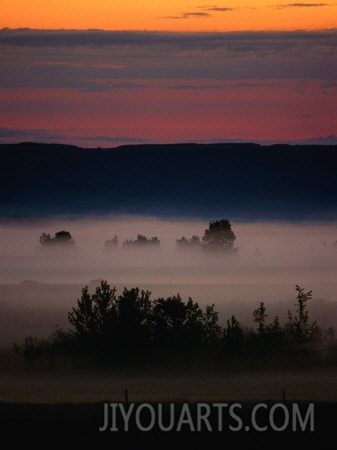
[1,347,337,404]
[2,347,337,448]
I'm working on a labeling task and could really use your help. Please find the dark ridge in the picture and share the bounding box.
[1,142,337,220]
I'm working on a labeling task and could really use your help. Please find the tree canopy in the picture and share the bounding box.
[66,280,220,353]
[122,234,160,249]
[176,219,237,253]
[18,284,332,367]
[202,219,236,252]
[39,230,75,248]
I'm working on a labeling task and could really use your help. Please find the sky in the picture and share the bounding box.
[0,1,337,147]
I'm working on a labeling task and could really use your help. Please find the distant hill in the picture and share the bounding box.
[1,142,337,220]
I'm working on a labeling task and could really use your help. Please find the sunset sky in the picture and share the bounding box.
[1,1,336,146]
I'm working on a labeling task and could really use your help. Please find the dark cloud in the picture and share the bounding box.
[273,3,329,8]
[76,81,112,93]
[74,136,152,144]
[0,127,32,138]
[291,135,337,145]
[107,82,148,89]
[187,135,337,145]
[165,12,210,19]
[0,29,336,86]
[0,127,152,146]
[230,82,274,87]
[321,81,337,88]
[201,7,233,12]
[1,28,337,52]
[167,82,274,90]
[78,81,148,93]
[168,84,223,90]
[0,127,66,143]
[183,12,210,17]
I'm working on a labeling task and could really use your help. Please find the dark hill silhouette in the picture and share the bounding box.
[1,142,337,220]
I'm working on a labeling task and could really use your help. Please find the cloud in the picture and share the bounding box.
[0,127,153,147]
[291,135,337,145]
[76,81,112,93]
[164,12,210,19]
[320,80,337,95]
[107,82,148,89]
[0,127,67,143]
[321,81,337,88]
[168,84,223,90]
[0,127,32,138]
[273,3,329,8]
[74,136,152,144]
[77,81,148,93]
[230,82,274,88]
[167,81,274,90]
[199,6,233,12]
[0,29,336,87]
[206,7,233,12]
[2,28,337,52]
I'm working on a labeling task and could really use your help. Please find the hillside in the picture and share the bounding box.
[1,142,337,220]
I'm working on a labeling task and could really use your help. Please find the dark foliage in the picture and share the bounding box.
[122,234,160,249]
[104,235,118,249]
[66,281,219,355]
[286,285,322,343]
[202,219,237,252]
[176,235,202,250]
[10,283,335,368]
[223,315,244,347]
[39,230,75,248]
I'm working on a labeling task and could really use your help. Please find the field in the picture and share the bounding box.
[1,349,337,447]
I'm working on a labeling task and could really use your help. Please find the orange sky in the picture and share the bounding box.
[1,0,337,31]
[1,4,336,146]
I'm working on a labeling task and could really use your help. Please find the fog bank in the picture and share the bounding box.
[0,216,336,345]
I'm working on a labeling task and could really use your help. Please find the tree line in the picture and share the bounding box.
[38,219,238,252]
[18,282,335,366]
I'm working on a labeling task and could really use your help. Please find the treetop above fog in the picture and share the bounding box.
[39,219,239,253]
[39,230,76,248]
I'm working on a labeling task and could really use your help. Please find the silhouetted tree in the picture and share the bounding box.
[39,230,75,248]
[253,302,268,335]
[223,315,243,347]
[116,287,152,349]
[176,235,202,250]
[202,219,236,252]
[16,281,333,368]
[202,304,222,344]
[67,281,117,348]
[252,302,287,345]
[286,285,321,343]
[122,234,160,249]
[266,315,285,344]
[104,235,118,249]
[151,294,219,348]
[152,295,192,346]
[39,232,52,246]
[66,282,221,353]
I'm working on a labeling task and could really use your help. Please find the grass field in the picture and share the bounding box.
[1,366,337,403]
